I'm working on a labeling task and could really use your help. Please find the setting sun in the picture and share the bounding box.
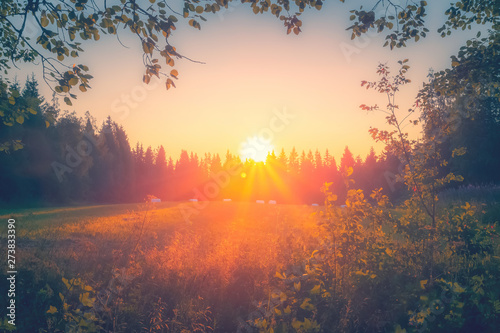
[2,1,498,332]
[239,135,275,163]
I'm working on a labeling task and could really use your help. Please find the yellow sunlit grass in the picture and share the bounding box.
[16,202,322,313]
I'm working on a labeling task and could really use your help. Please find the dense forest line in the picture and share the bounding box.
[1,75,499,207]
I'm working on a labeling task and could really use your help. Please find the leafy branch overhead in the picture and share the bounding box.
[1,0,318,104]
[1,0,498,106]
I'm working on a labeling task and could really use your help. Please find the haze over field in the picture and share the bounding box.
[1,1,499,332]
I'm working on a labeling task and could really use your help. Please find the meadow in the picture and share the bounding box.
[0,201,323,332]
[1,1,499,332]
[1,187,499,332]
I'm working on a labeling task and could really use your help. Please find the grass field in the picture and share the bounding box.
[0,201,323,332]
[0,195,498,332]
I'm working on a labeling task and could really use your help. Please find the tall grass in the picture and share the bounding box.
[0,202,321,332]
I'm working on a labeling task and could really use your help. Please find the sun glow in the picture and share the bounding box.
[239,135,274,163]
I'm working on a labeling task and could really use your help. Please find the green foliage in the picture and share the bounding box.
[1,3,499,332]
[0,77,44,152]
[1,1,497,156]
[348,2,429,49]
[347,0,499,50]
[45,277,103,332]
[1,192,498,332]
[0,0,314,103]
[245,61,500,332]
[438,0,500,36]
[1,0,496,105]
[417,31,500,185]
[250,176,399,332]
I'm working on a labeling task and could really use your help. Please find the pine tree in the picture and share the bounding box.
[340,146,356,173]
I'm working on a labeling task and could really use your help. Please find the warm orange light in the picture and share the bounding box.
[239,135,274,163]
[241,172,247,178]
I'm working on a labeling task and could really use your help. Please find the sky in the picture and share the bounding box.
[12,0,481,161]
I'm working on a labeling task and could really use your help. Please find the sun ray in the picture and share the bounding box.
[239,135,274,163]
[263,162,299,204]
